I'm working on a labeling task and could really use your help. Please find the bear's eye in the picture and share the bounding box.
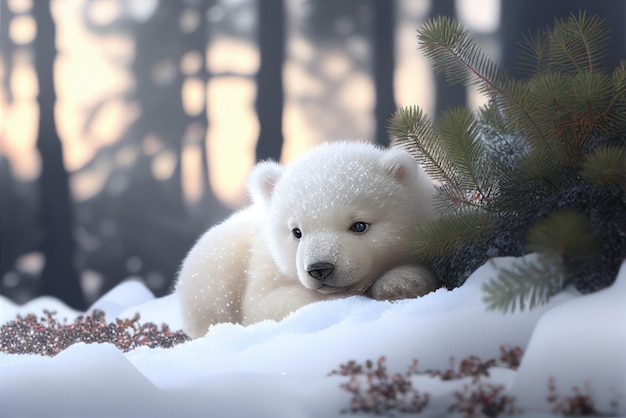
[292,228,302,239]
[350,222,369,234]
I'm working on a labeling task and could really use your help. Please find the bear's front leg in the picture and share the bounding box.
[369,265,440,301]
[242,283,333,325]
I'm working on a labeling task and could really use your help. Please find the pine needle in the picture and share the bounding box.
[417,17,504,95]
[516,29,549,77]
[411,212,496,262]
[388,105,458,185]
[579,145,626,187]
[482,255,565,313]
[606,63,626,128]
[417,16,554,157]
[436,107,496,206]
[548,11,610,74]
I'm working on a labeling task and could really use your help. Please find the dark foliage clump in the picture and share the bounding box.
[331,345,522,416]
[0,309,190,356]
[329,356,429,415]
[450,381,518,418]
[498,345,523,370]
[389,12,626,312]
[547,378,622,416]
[426,355,496,381]
[431,346,522,417]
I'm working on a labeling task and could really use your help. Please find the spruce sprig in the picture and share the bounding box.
[482,255,565,313]
[417,17,505,97]
[412,211,497,262]
[580,145,626,187]
[516,30,549,76]
[417,16,553,157]
[548,11,610,73]
[388,105,455,185]
[436,107,495,205]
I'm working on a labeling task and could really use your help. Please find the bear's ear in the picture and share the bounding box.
[380,148,416,183]
[248,161,284,205]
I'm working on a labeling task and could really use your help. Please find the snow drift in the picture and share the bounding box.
[0,256,624,417]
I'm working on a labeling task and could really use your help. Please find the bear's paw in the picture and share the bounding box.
[369,265,439,301]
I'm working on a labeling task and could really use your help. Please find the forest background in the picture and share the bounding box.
[1,0,624,310]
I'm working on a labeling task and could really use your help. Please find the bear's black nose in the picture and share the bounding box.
[307,262,334,281]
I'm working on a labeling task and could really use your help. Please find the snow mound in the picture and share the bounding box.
[89,279,156,320]
[0,256,624,418]
[512,262,626,413]
[0,294,82,324]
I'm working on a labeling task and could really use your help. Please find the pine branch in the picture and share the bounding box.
[482,255,565,313]
[411,212,496,262]
[390,106,500,212]
[605,62,626,128]
[494,149,560,213]
[519,71,614,161]
[432,183,469,213]
[436,107,496,207]
[399,12,626,304]
[478,102,515,140]
[479,103,527,168]
[523,72,573,160]
[516,29,549,77]
[549,11,610,74]
[417,16,555,157]
[417,17,504,96]
[388,105,459,185]
[579,145,626,188]
[432,183,496,214]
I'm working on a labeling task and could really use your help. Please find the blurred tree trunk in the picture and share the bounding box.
[195,1,230,224]
[78,1,231,297]
[430,0,466,118]
[372,0,395,147]
[500,0,626,77]
[255,0,285,162]
[1,0,15,277]
[33,0,85,309]
[0,1,14,103]
[97,1,208,295]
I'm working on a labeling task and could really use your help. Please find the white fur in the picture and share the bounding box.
[175,141,440,338]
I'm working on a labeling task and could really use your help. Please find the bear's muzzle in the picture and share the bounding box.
[307,262,335,282]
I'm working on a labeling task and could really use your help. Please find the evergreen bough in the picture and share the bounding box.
[389,12,626,312]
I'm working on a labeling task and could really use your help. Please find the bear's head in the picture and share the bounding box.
[248,142,436,295]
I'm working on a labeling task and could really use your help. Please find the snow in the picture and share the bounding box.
[1,255,624,418]
[513,265,626,412]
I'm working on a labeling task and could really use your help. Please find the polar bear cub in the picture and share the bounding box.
[175,141,439,338]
